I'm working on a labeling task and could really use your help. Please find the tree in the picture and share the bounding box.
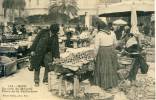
[2,0,26,21]
[49,0,79,20]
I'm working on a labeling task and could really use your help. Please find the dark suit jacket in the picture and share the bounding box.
[30,29,60,70]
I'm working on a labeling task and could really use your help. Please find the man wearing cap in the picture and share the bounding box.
[30,23,60,86]
[125,33,148,82]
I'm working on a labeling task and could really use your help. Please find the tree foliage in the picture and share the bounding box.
[49,0,79,19]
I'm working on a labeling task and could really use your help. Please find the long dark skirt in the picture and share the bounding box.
[93,46,119,89]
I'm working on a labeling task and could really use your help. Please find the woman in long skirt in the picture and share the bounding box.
[93,23,119,89]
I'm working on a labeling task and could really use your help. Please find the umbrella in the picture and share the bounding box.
[130,5,139,35]
[113,19,127,25]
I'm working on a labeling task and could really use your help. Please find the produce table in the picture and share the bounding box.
[50,47,95,97]
[0,41,32,69]
[0,41,32,57]
[2,34,25,42]
[49,47,140,98]
[54,60,94,97]
[0,41,32,49]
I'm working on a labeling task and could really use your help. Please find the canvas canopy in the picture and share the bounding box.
[113,19,127,25]
[98,0,154,35]
[98,0,154,17]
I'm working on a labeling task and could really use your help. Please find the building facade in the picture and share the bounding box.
[24,0,127,16]
[77,0,124,27]
[24,0,50,16]
[23,0,123,26]
[0,0,4,22]
[24,0,68,16]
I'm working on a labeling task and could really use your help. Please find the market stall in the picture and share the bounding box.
[2,34,25,42]
[48,47,95,97]
[0,41,32,70]
[99,0,154,34]
[98,0,154,36]
[98,0,154,62]
[98,0,154,16]
[0,41,32,57]
[87,1,155,99]
[59,30,91,49]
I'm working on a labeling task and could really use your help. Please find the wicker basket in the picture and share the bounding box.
[118,57,133,65]
[117,69,130,80]
[118,57,133,69]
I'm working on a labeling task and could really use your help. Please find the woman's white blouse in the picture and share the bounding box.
[94,31,117,55]
[126,37,138,48]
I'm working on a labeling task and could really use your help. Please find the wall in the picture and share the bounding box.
[24,0,50,16]
[77,0,97,15]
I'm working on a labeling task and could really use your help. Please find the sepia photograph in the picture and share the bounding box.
[0,0,155,100]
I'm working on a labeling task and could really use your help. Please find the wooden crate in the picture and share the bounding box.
[0,56,17,76]
[48,72,69,96]
[4,60,17,76]
[48,71,60,91]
